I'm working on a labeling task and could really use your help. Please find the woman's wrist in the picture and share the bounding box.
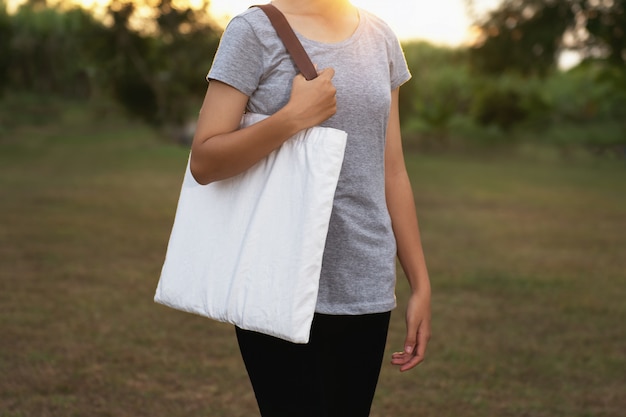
[406,272,431,297]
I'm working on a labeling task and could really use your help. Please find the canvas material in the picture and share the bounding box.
[155,113,347,343]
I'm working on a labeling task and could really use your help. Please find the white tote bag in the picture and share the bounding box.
[154,112,347,343]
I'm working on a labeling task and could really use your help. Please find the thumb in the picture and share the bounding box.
[404,332,416,355]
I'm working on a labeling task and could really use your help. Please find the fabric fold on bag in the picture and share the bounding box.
[155,113,347,343]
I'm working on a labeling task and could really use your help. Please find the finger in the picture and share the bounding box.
[391,350,415,365]
[416,332,429,360]
[317,67,335,79]
[403,332,417,359]
[391,352,410,361]
[400,354,424,372]
[391,351,407,359]
[391,356,412,366]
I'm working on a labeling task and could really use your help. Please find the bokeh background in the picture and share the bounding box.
[1,0,625,416]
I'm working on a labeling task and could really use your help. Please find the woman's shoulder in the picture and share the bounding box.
[358,8,400,42]
[230,5,265,22]
[223,6,273,37]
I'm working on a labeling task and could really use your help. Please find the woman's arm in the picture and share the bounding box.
[190,68,337,185]
[385,88,432,372]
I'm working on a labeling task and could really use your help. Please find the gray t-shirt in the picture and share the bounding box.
[208,7,411,315]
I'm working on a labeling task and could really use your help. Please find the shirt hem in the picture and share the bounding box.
[314,299,397,315]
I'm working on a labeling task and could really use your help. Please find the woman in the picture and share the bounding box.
[190,1,431,415]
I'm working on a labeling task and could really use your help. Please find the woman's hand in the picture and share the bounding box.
[391,291,431,372]
[280,67,337,130]
[190,68,336,184]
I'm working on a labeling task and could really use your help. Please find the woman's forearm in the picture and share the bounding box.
[190,71,337,185]
[190,108,302,185]
[386,170,431,294]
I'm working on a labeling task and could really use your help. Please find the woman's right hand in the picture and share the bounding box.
[282,67,337,130]
[190,68,337,185]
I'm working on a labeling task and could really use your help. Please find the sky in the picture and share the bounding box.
[208,0,502,46]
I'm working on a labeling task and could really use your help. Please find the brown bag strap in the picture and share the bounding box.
[253,4,318,81]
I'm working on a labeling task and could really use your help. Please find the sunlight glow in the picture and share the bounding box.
[209,0,502,46]
[7,0,502,46]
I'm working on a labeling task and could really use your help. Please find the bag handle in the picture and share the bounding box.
[253,4,318,81]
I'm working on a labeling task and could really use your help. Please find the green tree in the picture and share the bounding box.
[6,1,100,96]
[2,0,220,127]
[585,0,626,66]
[469,0,578,76]
[468,0,626,75]
[0,1,11,95]
[99,0,221,126]
[400,41,474,148]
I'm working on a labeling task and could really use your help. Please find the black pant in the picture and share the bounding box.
[236,311,391,417]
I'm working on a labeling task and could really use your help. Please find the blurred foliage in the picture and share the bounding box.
[469,0,626,76]
[5,1,100,97]
[585,0,626,66]
[400,42,474,149]
[400,40,625,153]
[399,0,625,154]
[471,75,552,133]
[1,0,220,126]
[470,0,575,76]
[540,62,626,152]
[102,0,221,125]
[0,0,624,155]
[0,2,11,95]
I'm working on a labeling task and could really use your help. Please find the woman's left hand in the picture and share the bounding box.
[391,291,431,372]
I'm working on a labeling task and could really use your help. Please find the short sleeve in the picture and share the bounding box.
[207,15,264,97]
[387,33,411,90]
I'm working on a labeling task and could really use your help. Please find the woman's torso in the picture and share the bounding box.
[208,7,411,314]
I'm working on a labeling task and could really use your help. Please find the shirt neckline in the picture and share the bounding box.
[294,8,366,49]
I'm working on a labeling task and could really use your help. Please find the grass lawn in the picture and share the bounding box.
[1,97,625,416]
